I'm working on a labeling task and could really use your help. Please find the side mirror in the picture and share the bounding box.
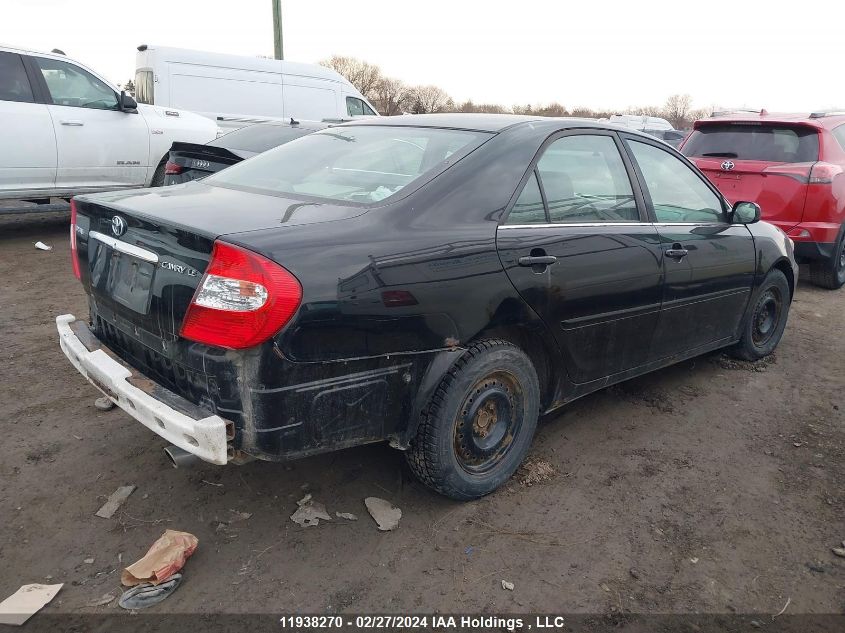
[119,90,138,112]
[731,201,761,224]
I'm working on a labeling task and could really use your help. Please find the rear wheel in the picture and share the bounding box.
[731,269,790,361]
[808,232,845,289]
[406,339,540,500]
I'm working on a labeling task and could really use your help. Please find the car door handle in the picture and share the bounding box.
[518,255,557,267]
[60,120,84,126]
[665,245,689,260]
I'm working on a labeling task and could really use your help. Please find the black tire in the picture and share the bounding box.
[406,339,540,500]
[808,232,845,289]
[731,269,791,361]
[150,161,167,187]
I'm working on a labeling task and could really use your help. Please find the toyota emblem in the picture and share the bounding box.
[111,215,127,237]
[721,160,735,171]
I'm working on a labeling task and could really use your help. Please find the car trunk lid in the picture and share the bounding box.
[73,183,365,341]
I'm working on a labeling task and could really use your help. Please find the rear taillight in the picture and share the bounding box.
[180,241,302,349]
[69,199,81,280]
[381,290,418,307]
[761,162,813,183]
[809,162,843,184]
[164,161,183,175]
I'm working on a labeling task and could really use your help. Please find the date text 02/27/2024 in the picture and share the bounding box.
[277,615,568,630]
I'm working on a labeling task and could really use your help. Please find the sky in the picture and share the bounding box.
[4,0,844,113]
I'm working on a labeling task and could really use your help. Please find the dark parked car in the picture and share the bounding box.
[162,119,329,185]
[646,128,688,148]
[59,114,797,500]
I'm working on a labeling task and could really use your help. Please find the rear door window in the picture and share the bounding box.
[0,51,35,103]
[682,124,819,163]
[535,134,639,223]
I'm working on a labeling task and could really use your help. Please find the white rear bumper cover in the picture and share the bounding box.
[57,314,230,465]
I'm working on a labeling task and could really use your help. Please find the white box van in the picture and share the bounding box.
[135,45,378,131]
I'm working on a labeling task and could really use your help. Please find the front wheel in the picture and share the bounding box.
[731,269,791,361]
[406,339,540,500]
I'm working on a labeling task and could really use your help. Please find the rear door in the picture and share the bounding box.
[0,51,56,193]
[682,122,818,230]
[497,131,664,384]
[624,135,756,358]
[28,55,150,189]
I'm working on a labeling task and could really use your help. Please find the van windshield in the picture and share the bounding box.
[682,124,819,163]
[205,125,491,204]
[134,70,153,105]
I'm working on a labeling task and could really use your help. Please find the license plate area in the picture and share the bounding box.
[101,245,155,315]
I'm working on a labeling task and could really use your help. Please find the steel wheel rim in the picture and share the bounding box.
[453,371,523,475]
[751,286,782,347]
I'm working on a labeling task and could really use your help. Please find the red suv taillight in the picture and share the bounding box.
[164,161,183,175]
[179,241,302,349]
[809,162,843,184]
[69,199,81,280]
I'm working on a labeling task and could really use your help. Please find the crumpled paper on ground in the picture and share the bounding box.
[121,530,198,586]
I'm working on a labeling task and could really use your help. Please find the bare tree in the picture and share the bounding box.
[457,99,507,114]
[320,56,383,101]
[629,105,664,117]
[371,77,411,116]
[663,94,693,129]
[408,85,454,114]
[513,103,570,117]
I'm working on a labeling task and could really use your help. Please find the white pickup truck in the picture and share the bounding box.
[0,45,218,202]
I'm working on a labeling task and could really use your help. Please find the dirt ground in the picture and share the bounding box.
[1,213,843,626]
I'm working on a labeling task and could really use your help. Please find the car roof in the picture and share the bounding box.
[249,119,329,130]
[1,43,68,61]
[698,111,845,129]
[338,113,624,133]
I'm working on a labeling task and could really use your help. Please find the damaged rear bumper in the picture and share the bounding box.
[56,314,233,465]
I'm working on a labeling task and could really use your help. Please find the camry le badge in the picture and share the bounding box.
[721,160,735,171]
[111,215,127,237]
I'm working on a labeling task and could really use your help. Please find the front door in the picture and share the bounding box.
[623,136,756,359]
[497,131,664,384]
[30,55,149,189]
[0,51,56,193]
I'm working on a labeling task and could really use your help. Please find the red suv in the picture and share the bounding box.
[681,111,845,288]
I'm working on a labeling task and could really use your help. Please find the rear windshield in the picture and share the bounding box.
[205,126,491,204]
[682,124,819,163]
[209,124,320,153]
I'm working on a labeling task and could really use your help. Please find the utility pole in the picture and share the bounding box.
[272,0,283,60]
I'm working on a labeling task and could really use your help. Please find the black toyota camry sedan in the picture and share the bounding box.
[59,114,798,500]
